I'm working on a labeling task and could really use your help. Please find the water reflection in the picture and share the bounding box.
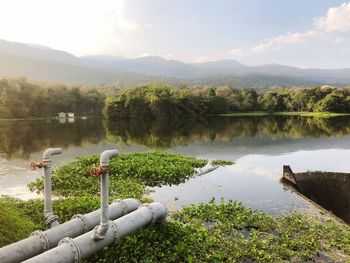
[1,116,350,215]
[1,116,350,159]
[106,116,350,149]
[0,119,105,159]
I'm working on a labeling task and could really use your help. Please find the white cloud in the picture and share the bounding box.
[0,0,147,56]
[229,31,322,57]
[314,3,350,32]
[138,53,174,59]
[229,2,350,58]
[196,56,210,62]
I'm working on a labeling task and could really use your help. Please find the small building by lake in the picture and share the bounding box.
[58,112,75,118]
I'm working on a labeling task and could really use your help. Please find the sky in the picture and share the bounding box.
[0,0,350,68]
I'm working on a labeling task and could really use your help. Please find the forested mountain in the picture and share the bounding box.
[1,39,350,87]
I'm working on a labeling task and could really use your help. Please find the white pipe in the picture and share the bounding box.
[0,198,141,263]
[92,149,118,240]
[42,148,63,227]
[23,202,167,263]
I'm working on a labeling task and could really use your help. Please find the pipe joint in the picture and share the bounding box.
[45,214,59,228]
[100,149,118,166]
[31,231,50,251]
[58,237,80,263]
[110,221,121,244]
[72,214,90,232]
[92,222,110,240]
[43,148,63,159]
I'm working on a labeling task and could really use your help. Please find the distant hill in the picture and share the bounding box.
[1,39,350,87]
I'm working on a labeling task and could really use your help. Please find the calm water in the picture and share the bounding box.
[1,116,350,218]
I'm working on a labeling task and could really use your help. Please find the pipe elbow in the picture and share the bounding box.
[100,149,118,167]
[43,148,63,159]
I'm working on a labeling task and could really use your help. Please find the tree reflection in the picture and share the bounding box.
[0,119,105,159]
[106,116,350,149]
[1,116,350,159]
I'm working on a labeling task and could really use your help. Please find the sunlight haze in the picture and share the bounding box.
[0,0,350,67]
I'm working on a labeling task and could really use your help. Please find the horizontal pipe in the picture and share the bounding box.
[0,198,141,263]
[23,202,167,263]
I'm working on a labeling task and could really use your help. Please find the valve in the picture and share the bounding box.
[30,161,49,170]
[90,165,110,177]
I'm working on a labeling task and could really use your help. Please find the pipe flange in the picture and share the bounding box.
[45,214,59,227]
[58,237,81,263]
[72,214,90,232]
[31,230,50,250]
[110,220,121,244]
[139,204,157,224]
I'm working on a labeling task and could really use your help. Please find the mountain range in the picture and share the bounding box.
[1,39,350,88]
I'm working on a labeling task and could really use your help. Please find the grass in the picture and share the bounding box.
[2,152,350,262]
[219,111,350,118]
[211,159,234,166]
[0,198,38,247]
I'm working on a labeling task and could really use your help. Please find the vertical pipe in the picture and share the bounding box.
[42,148,62,228]
[99,172,109,235]
[92,149,119,240]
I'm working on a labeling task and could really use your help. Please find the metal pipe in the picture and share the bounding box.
[23,202,167,263]
[92,149,119,240]
[42,148,63,227]
[0,198,141,263]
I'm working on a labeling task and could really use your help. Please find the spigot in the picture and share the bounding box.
[90,165,110,177]
[30,161,49,170]
[30,148,62,171]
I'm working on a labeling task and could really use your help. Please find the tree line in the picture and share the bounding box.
[1,78,350,120]
[0,78,105,118]
[104,83,350,121]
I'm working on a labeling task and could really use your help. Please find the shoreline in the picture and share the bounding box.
[218,111,350,118]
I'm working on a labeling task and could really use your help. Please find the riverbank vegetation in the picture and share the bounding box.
[1,152,350,261]
[219,111,350,117]
[105,84,350,121]
[0,78,105,118]
[2,78,350,120]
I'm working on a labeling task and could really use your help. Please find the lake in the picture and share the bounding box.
[1,116,350,220]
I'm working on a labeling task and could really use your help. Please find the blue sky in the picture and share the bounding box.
[0,0,350,68]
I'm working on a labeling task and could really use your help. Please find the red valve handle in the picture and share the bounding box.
[30,161,43,170]
[90,166,109,177]
[90,166,102,177]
